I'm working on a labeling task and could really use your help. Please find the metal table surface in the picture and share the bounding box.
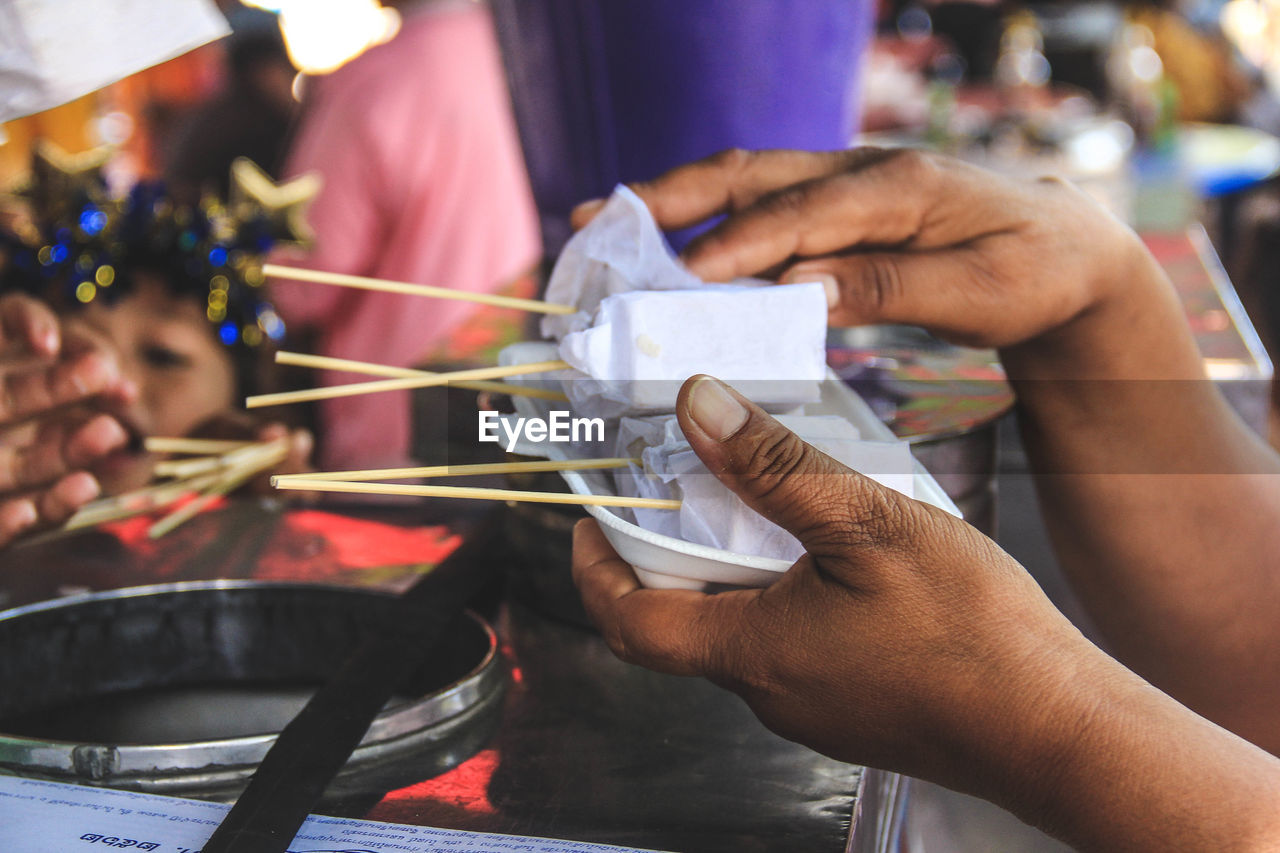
[0,500,900,853]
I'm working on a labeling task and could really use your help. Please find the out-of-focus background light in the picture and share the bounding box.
[241,0,401,76]
[1221,0,1280,93]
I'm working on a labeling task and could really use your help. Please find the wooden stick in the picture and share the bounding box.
[23,438,290,545]
[271,478,682,510]
[153,455,224,479]
[147,440,289,539]
[263,264,577,316]
[275,457,638,483]
[146,485,228,540]
[144,437,256,455]
[63,473,222,531]
[274,351,569,402]
[246,360,569,409]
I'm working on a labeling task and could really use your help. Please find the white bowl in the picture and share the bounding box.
[498,342,961,590]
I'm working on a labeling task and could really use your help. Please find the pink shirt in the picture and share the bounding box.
[271,1,540,469]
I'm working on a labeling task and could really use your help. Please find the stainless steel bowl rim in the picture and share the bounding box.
[0,580,503,778]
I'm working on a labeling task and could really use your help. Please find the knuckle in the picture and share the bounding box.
[846,490,915,546]
[758,185,809,220]
[888,147,941,185]
[600,619,636,665]
[711,147,755,174]
[808,485,916,553]
[739,430,809,503]
[854,256,904,315]
[793,487,867,550]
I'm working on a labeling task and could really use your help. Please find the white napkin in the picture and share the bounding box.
[0,0,229,122]
[558,283,828,419]
[541,185,704,341]
[616,414,915,561]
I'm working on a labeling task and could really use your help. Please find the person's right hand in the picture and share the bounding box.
[574,374,1109,790]
[572,375,1280,850]
[0,293,136,544]
[572,148,1167,361]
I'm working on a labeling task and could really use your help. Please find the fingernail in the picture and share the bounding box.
[784,271,840,309]
[40,327,58,354]
[97,416,129,451]
[293,429,313,457]
[10,500,37,530]
[62,473,101,505]
[688,376,748,441]
[72,354,120,395]
[571,198,605,221]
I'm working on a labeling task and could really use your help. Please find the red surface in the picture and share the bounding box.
[366,748,501,828]
[90,505,462,589]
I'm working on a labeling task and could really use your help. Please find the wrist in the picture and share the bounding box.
[1001,234,1203,383]
[930,624,1117,819]
[937,629,1280,850]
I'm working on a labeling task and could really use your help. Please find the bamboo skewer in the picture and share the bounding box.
[274,457,638,483]
[17,469,224,547]
[263,264,577,316]
[144,437,256,455]
[147,439,289,538]
[245,360,570,409]
[63,472,223,531]
[271,477,682,510]
[274,351,569,402]
[153,455,224,479]
[19,437,291,546]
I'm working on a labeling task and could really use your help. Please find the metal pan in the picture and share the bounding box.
[0,581,505,803]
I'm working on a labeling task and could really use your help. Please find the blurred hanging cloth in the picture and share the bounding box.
[0,0,229,122]
[269,0,540,471]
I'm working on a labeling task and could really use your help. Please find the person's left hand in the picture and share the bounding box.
[572,374,1118,795]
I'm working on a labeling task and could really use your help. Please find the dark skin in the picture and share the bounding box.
[570,148,1280,849]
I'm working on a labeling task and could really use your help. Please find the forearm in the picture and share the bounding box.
[954,638,1280,851]
[1002,241,1280,748]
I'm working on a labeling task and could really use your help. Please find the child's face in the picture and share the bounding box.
[69,272,238,491]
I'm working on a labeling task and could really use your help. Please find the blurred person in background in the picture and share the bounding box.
[269,0,540,471]
[165,6,301,198]
[0,151,310,545]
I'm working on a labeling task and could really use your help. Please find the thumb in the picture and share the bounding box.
[675,375,915,563]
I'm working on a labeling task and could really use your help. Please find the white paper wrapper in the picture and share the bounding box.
[0,0,229,122]
[558,283,828,419]
[616,414,914,562]
[540,185,705,340]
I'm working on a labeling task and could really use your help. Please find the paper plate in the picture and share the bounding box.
[498,342,960,590]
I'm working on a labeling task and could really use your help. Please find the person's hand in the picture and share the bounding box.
[573,374,1098,784]
[252,422,314,491]
[0,293,136,544]
[187,412,314,495]
[572,148,1162,358]
[572,375,1280,849]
